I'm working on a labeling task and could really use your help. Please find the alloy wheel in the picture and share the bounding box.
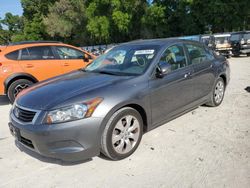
[112,115,140,154]
[214,80,224,104]
[14,84,30,97]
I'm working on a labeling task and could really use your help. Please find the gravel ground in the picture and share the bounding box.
[0,57,249,188]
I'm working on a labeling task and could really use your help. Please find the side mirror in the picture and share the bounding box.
[156,62,171,78]
[83,54,89,62]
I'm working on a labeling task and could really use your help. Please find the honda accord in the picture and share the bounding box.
[9,39,230,161]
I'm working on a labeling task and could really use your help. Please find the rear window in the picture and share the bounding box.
[5,50,19,60]
[243,33,250,40]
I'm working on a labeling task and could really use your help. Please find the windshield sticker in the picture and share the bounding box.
[134,50,155,55]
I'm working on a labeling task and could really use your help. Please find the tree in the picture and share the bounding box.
[43,0,87,45]
[0,13,23,43]
[141,3,167,38]
[1,0,250,45]
[85,0,148,44]
[18,0,57,41]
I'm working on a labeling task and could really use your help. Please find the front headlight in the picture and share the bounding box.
[46,97,103,124]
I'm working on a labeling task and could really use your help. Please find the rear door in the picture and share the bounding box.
[19,46,63,81]
[53,46,91,73]
[184,43,215,100]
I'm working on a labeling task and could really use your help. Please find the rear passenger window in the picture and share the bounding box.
[159,44,187,71]
[21,46,55,60]
[185,44,211,64]
[5,50,19,60]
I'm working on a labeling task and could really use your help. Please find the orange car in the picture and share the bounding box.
[0,41,95,103]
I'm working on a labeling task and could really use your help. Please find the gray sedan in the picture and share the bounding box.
[9,39,230,162]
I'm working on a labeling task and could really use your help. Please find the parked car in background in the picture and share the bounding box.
[230,31,250,56]
[179,35,216,50]
[214,33,232,58]
[0,41,95,103]
[201,35,216,50]
[178,35,201,42]
[9,38,230,162]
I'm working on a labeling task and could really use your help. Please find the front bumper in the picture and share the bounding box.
[216,48,232,56]
[9,110,103,162]
[240,48,250,54]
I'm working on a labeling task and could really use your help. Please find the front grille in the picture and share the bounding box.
[13,106,36,122]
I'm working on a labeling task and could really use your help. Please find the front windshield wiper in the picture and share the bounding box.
[82,69,135,76]
[80,68,117,75]
[94,70,120,76]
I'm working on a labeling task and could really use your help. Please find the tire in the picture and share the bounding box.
[247,53,250,57]
[233,53,240,57]
[7,79,34,104]
[101,107,143,160]
[206,77,225,107]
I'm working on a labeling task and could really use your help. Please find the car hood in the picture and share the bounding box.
[16,70,130,110]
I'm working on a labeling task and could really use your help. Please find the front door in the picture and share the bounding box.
[149,44,195,126]
[54,46,90,73]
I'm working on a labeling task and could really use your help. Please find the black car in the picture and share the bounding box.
[230,31,250,56]
[9,39,230,162]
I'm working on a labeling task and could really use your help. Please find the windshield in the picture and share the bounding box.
[85,45,159,76]
[243,33,250,40]
[230,34,240,41]
[215,36,230,44]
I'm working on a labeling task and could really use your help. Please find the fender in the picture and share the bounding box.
[95,99,150,147]
[4,73,38,94]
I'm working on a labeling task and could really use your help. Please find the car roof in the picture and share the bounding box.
[8,41,62,46]
[214,34,231,37]
[5,41,81,50]
[1,41,94,56]
[118,38,198,47]
[231,31,250,35]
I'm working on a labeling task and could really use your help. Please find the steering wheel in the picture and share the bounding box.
[106,57,118,65]
[136,56,146,67]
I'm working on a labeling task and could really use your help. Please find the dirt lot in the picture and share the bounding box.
[0,57,249,188]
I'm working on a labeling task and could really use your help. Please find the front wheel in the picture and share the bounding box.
[7,79,34,104]
[101,107,143,160]
[206,77,225,107]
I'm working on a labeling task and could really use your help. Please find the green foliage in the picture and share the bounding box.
[87,16,110,43]
[43,0,86,44]
[112,11,131,33]
[0,13,23,43]
[0,0,249,45]
[141,3,166,38]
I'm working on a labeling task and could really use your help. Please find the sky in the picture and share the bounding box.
[0,0,23,19]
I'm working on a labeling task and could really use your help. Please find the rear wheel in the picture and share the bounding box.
[206,77,225,107]
[247,53,250,57]
[101,107,143,160]
[7,79,34,104]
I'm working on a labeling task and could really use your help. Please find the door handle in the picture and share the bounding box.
[25,64,34,68]
[63,63,70,66]
[184,72,191,78]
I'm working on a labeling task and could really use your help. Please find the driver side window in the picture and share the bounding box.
[55,46,84,59]
[160,44,187,71]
